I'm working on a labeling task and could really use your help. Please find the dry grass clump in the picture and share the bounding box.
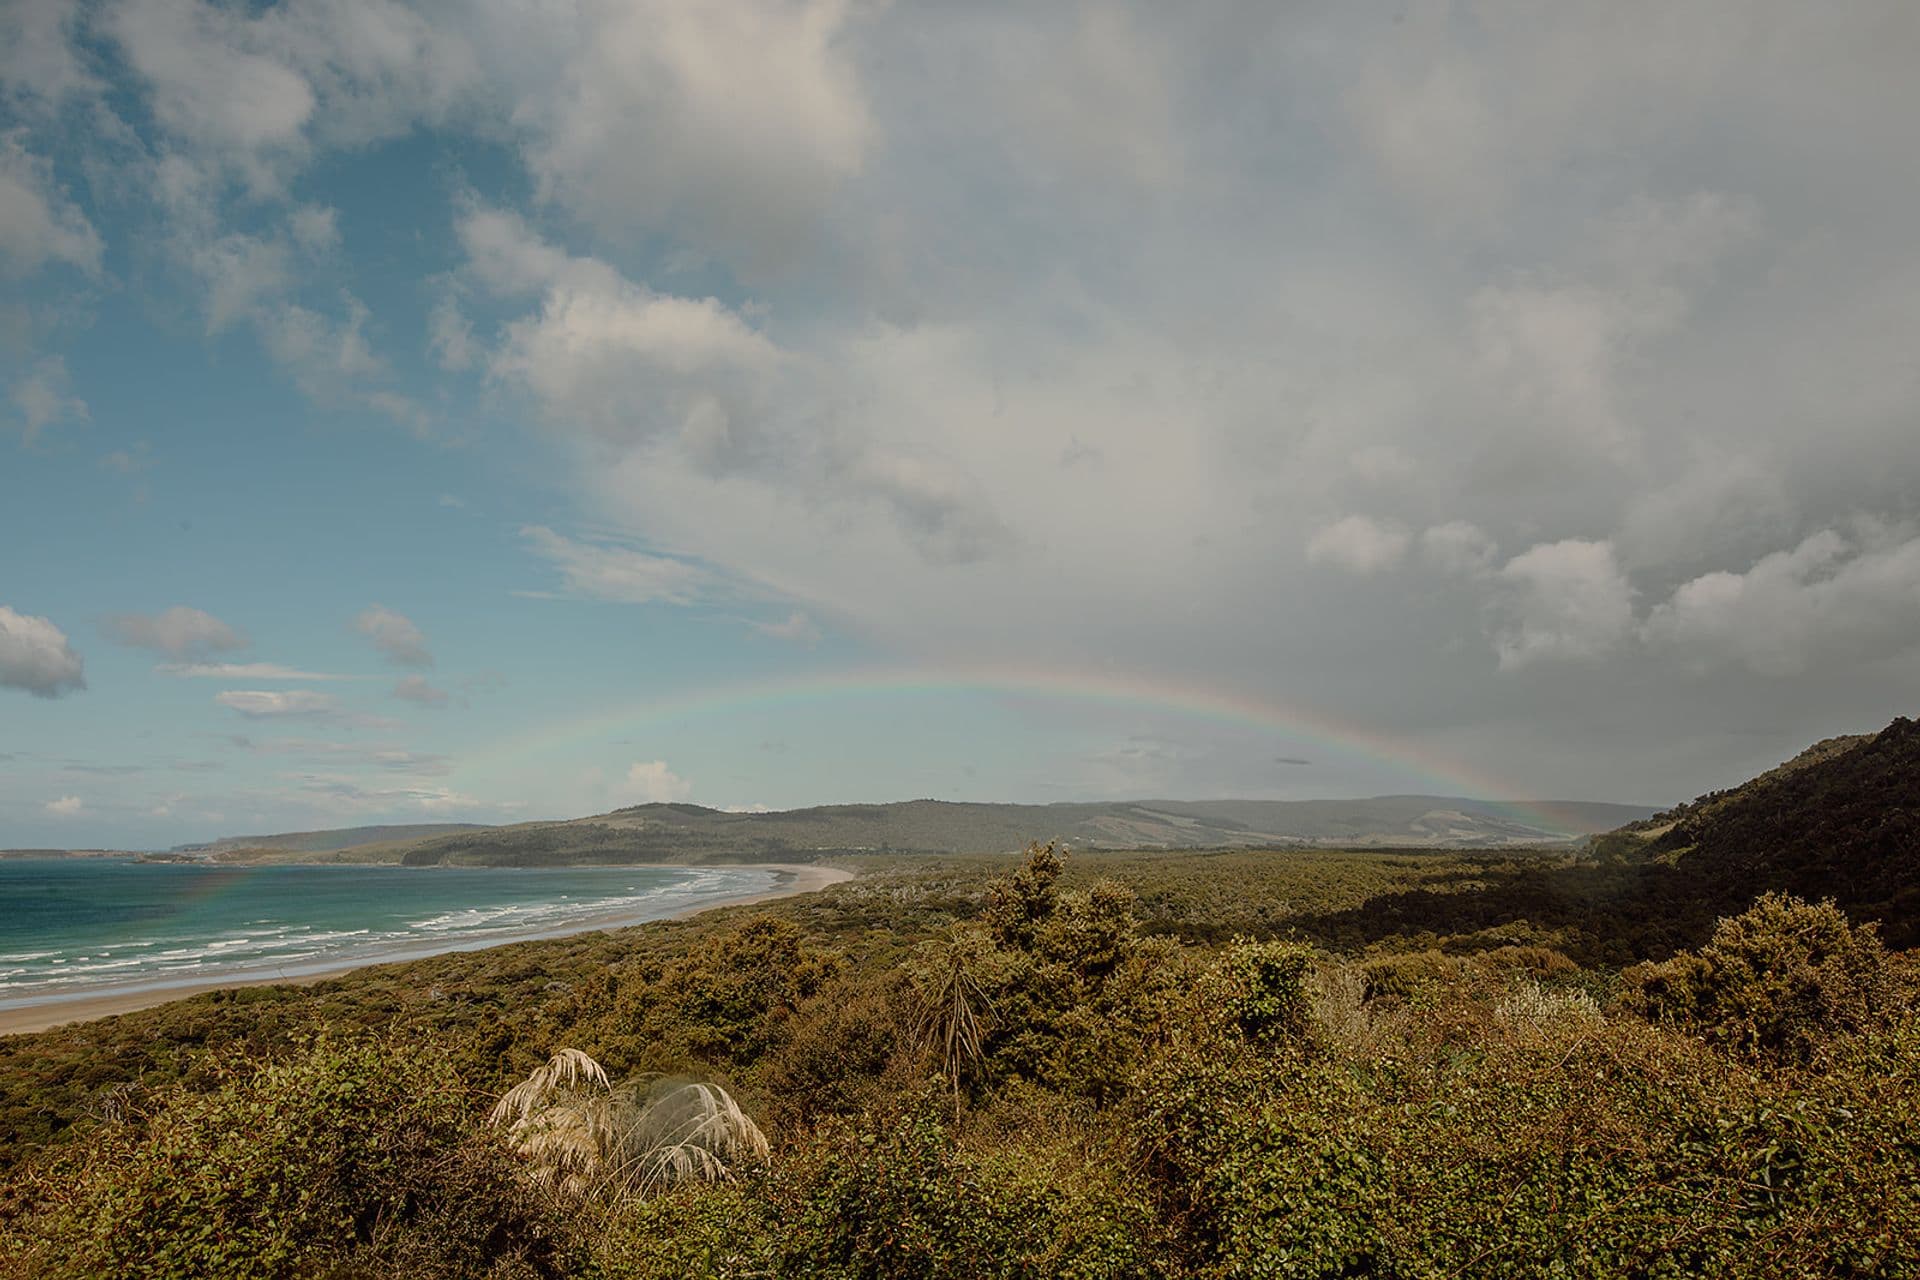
[490,1050,768,1200]
[489,1049,616,1196]
[1492,980,1603,1048]
[608,1078,771,1197]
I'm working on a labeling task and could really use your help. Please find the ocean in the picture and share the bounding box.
[0,858,778,1013]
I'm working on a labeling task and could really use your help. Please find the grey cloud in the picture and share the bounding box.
[1307,516,1411,575]
[103,605,245,659]
[354,605,431,668]
[750,611,822,646]
[18,1,1920,804]
[391,675,450,708]
[236,737,450,776]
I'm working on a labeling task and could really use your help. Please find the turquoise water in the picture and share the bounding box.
[0,859,775,1011]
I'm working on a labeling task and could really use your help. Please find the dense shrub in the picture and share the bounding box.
[756,974,908,1129]
[589,1096,1159,1280]
[1199,938,1316,1045]
[1136,952,1920,1279]
[766,1099,1158,1280]
[1,1032,566,1280]
[1620,893,1896,1062]
[581,915,844,1074]
[1359,948,1462,1002]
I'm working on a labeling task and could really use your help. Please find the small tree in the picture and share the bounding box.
[982,840,1065,949]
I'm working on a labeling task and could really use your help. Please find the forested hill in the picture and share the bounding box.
[1606,716,1920,948]
[294,794,1659,866]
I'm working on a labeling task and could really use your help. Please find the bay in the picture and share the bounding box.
[0,858,776,1012]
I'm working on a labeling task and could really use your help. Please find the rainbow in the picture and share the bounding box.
[469,662,1586,837]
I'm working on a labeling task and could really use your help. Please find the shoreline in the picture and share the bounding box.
[0,862,854,1038]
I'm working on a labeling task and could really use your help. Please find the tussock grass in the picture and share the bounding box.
[607,1079,770,1197]
[490,1050,768,1200]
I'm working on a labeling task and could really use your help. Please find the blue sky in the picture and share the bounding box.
[5,1,1920,847]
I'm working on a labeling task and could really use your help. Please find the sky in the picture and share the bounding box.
[3,1,1919,849]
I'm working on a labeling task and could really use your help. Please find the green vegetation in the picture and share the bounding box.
[2,723,1917,1277]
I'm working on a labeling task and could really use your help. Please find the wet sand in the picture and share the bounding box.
[0,862,853,1037]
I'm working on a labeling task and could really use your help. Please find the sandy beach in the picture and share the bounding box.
[0,862,853,1038]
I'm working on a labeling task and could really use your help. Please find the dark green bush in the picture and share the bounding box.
[1620,893,1895,1062]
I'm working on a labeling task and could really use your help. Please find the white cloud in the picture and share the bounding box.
[460,212,1012,566]
[1491,539,1636,669]
[620,759,693,805]
[288,203,338,251]
[391,674,450,707]
[511,0,872,266]
[1,0,104,109]
[158,661,355,680]
[1642,527,1920,676]
[0,605,85,698]
[520,525,715,605]
[354,604,431,667]
[0,133,102,276]
[44,794,84,816]
[750,610,822,646]
[137,155,424,427]
[106,0,314,187]
[103,605,246,658]
[427,296,474,371]
[214,689,339,717]
[1306,516,1411,575]
[8,356,87,444]
[459,205,784,442]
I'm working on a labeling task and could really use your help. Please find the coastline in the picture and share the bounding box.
[0,862,853,1038]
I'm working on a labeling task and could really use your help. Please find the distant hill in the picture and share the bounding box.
[210,794,1658,867]
[184,823,493,856]
[1604,717,1920,948]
